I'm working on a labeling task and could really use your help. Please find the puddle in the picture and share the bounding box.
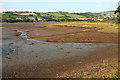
[35,33,40,36]
[2,44,20,56]
[0,27,6,28]
[1,38,10,40]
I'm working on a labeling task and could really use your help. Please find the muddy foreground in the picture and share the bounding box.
[2,22,118,78]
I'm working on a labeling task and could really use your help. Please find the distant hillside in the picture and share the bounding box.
[1,11,117,23]
[75,11,117,19]
[99,11,117,19]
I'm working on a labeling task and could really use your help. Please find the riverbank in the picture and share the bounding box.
[3,22,118,43]
[2,22,119,78]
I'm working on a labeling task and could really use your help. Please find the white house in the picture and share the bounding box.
[28,17,36,21]
[16,18,22,20]
[37,17,42,21]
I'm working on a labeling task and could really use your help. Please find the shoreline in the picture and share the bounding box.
[2,21,87,24]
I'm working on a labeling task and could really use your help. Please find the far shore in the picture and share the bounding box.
[2,21,87,24]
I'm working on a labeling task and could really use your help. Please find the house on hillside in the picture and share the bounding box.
[28,17,36,21]
[97,19,103,21]
[37,17,42,21]
[16,18,22,20]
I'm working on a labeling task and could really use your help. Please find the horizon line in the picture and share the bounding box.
[1,10,116,13]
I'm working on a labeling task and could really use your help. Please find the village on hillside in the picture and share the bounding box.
[0,11,117,22]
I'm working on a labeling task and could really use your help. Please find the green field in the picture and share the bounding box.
[2,11,117,23]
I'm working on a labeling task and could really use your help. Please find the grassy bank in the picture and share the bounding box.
[52,22,119,33]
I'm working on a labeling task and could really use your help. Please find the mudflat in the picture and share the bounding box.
[2,22,118,78]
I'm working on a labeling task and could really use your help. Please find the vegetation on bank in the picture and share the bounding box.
[52,22,118,33]
[57,60,119,79]
[1,11,117,23]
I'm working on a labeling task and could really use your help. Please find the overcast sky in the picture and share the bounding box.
[1,0,119,13]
